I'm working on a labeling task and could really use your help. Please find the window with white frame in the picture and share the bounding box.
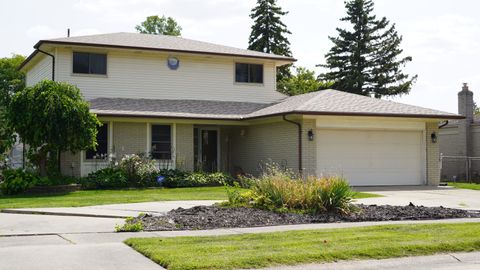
[151,125,171,159]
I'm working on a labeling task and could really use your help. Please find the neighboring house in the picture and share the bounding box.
[439,84,480,182]
[19,32,461,186]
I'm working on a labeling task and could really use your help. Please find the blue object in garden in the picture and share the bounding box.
[156,175,166,186]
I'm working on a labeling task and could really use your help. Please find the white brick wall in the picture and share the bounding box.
[230,121,298,175]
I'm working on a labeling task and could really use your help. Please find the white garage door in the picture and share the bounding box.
[316,129,424,186]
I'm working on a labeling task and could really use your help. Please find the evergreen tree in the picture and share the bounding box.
[319,0,417,98]
[248,0,292,82]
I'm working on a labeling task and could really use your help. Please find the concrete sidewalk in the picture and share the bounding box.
[1,200,220,218]
[2,213,480,270]
[0,243,163,270]
[257,252,480,270]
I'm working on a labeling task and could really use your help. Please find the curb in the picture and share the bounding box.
[0,209,128,219]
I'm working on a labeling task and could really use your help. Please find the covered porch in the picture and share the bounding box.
[60,115,302,178]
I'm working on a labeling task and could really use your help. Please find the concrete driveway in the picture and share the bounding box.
[355,186,480,210]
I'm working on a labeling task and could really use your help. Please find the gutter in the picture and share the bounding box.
[282,115,302,173]
[37,49,55,81]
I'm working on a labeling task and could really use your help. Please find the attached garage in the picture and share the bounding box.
[315,120,426,186]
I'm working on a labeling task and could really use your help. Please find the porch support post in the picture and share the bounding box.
[109,121,114,155]
[172,123,177,169]
[146,122,151,155]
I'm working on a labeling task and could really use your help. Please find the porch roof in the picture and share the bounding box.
[89,89,463,120]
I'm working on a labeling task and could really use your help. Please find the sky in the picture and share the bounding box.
[1,0,479,113]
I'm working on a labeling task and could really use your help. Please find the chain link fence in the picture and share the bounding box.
[441,155,480,183]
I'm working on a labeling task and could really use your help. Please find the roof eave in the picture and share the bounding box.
[93,110,464,121]
[18,49,40,71]
[33,40,297,62]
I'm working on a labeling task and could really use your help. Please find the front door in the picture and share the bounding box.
[194,128,219,172]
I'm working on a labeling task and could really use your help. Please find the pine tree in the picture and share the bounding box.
[248,0,292,82]
[319,0,417,98]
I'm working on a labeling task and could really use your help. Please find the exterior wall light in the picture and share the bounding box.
[307,129,314,141]
[167,56,180,70]
[431,132,437,143]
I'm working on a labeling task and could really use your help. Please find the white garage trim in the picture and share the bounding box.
[316,127,426,186]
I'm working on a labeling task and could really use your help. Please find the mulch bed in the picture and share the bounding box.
[130,203,480,231]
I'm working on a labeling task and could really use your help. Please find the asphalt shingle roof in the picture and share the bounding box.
[90,98,268,119]
[36,32,295,61]
[89,89,462,120]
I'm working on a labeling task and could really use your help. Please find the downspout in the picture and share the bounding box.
[37,49,55,81]
[439,120,449,129]
[37,49,59,171]
[282,115,302,173]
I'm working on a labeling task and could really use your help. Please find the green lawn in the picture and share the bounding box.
[353,191,383,199]
[0,187,233,209]
[0,185,378,209]
[125,222,480,270]
[448,182,480,191]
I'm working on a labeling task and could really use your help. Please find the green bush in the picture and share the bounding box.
[35,175,78,186]
[0,169,39,195]
[226,166,355,214]
[119,154,160,186]
[161,170,233,188]
[115,216,144,232]
[81,167,128,189]
[160,169,189,188]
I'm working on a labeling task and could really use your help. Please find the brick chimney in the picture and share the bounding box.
[457,83,473,156]
[458,83,474,122]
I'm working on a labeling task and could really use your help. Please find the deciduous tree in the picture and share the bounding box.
[7,80,100,175]
[0,54,25,154]
[278,67,333,96]
[135,15,182,36]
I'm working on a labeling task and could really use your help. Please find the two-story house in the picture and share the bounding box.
[19,32,461,186]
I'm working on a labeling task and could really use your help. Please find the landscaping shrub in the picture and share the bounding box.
[159,169,189,187]
[80,154,235,189]
[161,170,233,188]
[119,154,160,186]
[0,168,39,195]
[81,167,128,189]
[226,165,355,214]
[115,216,144,232]
[35,175,78,186]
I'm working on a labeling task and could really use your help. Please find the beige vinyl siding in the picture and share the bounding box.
[175,124,194,171]
[55,48,284,103]
[25,54,52,87]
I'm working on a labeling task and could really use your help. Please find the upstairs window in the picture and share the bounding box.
[73,52,107,75]
[86,124,108,159]
[151,125,171,160]
[235,63,263,83]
